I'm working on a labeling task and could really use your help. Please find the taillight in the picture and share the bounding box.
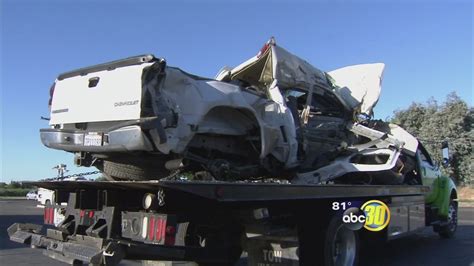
[135,215,171,245]
[141,216,148,239]
[156,218,166,242]
[148,216,155,241]
[146,216,167,242]
[48,82,56,108]
[79,210,95,225]
[164,225,176,246]
[44,207,55,225]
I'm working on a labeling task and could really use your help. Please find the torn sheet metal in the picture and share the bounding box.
[225,38,384,118]
[294,148,401,184]
[327,63,385,117]
[226,38,329,91]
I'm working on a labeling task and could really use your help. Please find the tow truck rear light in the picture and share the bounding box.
[148,216,155,241]
[122,212,176,245]
[155,217,166,242]
[166,225,176,235]
[142,217,148,239]
[164,225,176,246]
[44,207,54,225]
[143,216,168,242]
[78,210,95,225]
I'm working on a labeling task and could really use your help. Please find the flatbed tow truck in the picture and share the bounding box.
[8,174,458,266]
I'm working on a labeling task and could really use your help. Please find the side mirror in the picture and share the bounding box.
[441,140,450,167]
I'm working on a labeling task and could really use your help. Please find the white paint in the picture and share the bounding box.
[262,249,282,263]
[50,63,153,124]
[141,216,148,239]
[328,63,385,116]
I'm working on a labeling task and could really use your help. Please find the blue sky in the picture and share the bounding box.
[1,0,472,182]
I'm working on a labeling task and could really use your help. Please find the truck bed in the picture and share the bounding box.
[30,180,430,202]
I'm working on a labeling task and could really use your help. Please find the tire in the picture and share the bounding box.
[102,160,170,181]
[324,216,359,266]
[438,199,458,239]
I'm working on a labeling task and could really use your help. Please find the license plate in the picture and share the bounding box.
[84,132,103,146]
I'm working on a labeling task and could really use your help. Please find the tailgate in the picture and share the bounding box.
[50,55,155,125]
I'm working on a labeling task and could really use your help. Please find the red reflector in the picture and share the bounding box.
[80,210,85,217]
[156,218,166,242]
[89,211,94,218]
[44,208,54,224]
[165,224,176,245]
[50,208,54,224]
[148,217,155,241]
[166,225,176,235]
[44,208,49,224]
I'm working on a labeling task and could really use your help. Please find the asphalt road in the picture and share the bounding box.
[1,199,473,266]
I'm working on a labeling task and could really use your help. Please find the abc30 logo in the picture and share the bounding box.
[337,200,391,231]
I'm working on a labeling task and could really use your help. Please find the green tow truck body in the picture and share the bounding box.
[426,175,458,217]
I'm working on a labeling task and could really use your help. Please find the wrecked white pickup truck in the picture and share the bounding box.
[42,38,418,184]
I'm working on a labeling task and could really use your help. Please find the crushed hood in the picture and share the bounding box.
[220,38,385,117]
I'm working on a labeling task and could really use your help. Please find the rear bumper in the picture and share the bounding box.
[40,117,166,153]
[8,223,229,265]
[8,223,107,264]
[7,223,181,264]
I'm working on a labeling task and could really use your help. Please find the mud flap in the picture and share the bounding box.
[246,235,300,266]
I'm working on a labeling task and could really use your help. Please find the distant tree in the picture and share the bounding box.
[7,181,22,189]
[20,182,36,189]
[392,92,473,184]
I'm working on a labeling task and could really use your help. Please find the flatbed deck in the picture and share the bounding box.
[30,180,430,202]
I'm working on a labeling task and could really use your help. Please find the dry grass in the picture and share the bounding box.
[458,186,474,202]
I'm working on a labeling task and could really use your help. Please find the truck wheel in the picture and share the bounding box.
[438,199,458,239]
[324,216,359,266]
[102,160,170,181]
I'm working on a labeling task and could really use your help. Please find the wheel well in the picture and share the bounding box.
[451,189,458,200]
[200,106,260,135]
[192,106,262,156]
[186,107,262,167]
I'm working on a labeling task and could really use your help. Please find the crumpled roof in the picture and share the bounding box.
[224,37,329,91]
[220,38,385,117]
